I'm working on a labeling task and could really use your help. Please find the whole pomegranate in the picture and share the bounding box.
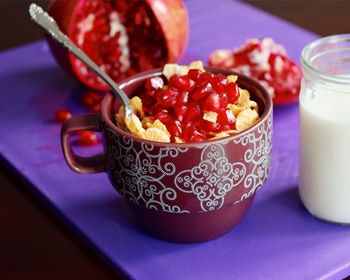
[47,0,189,91]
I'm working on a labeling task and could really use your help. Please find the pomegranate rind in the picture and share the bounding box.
[146,0,189,62]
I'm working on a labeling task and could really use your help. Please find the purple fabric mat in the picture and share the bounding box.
[1,1,350,279]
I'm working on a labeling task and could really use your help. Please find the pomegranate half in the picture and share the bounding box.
[47,0,189,91]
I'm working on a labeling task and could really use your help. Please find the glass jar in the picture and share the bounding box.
[299,34,350,224]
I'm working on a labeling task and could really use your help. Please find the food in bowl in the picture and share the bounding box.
[115,61,260,143]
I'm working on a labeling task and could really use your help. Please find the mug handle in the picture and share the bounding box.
[61,114,106,174]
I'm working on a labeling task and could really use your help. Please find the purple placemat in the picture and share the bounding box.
[1,1,350,279]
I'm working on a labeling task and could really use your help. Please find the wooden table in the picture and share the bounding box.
[1,1,350,279]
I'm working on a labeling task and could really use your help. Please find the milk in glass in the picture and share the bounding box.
[299,35,350,224]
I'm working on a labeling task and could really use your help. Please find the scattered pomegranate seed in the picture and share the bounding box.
[77,131,99,146]
[55,109,72,123]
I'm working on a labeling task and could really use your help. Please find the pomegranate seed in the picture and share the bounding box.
[150,104,168,116]
[200,72,214,83]
[183,122,196,142]
[183,102,201,121]
[219,93,228,108]
[218,108,235,124]
[176,91,189,105]
[191,134,205,142]
[212,73,226,83]
[140,92,155,108]
[212,82,226,94]
[77,131,99,146]
[226,82,240,103]
[187,69,201,81]
[169,75,192,92]
[191,83,212,101]
[202,92,221,112]
[55,109,72,123]
[157,87,179,108]
[219,124,232,131]
[174,104,188,121]
[199,119,219,132]
[163,118,182,138]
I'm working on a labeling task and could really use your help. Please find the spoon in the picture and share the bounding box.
[28,3,132,117]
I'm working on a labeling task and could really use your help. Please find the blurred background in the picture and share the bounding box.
[1,0,350,51]
[1,1,350,279]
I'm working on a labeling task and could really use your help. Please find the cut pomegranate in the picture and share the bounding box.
[208,38,302,105]
[47,0,189,91]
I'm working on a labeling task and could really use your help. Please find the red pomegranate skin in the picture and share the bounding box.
[46,0,189,91]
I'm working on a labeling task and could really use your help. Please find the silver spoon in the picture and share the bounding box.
[28,3,132,117]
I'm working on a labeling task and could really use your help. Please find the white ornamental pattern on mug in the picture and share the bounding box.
[107,129,190,213]
[175,144,246,211]
[107,116,271,213]
[233,114,272,204]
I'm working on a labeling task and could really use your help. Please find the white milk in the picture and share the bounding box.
[299,84,350,224]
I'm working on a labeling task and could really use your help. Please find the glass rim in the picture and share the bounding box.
[301,34,350,85]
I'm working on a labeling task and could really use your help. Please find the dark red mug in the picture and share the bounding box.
[61,68,273,243]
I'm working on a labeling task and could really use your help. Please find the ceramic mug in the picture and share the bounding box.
[61,68,273,243]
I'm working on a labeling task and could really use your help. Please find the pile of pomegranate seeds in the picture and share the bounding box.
[208,38,302,105]
[116,61,259,143]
